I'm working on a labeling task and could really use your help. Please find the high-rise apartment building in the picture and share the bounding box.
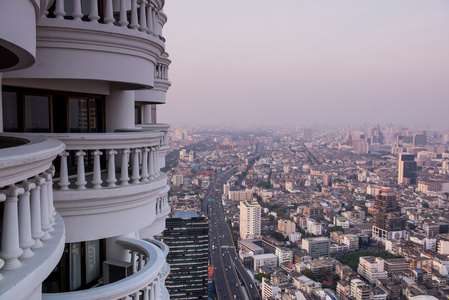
[163,212,209,299]
[301,237,330,260]
[372,188,406,240]
[0,1,172,299]
[398,153,417,185]
[240,201,261,239]
[304,127,313,141]
[357,256,388,284]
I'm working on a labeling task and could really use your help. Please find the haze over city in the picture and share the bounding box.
[159,1,449,128]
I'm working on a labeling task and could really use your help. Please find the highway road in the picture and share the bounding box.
[205,166,261,300]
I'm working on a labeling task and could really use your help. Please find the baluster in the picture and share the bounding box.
[43,171,55,227]
[59,151,70,190]
[141,148,150,182]
[119,0,129,27]
[154,146,160,177]
[47,165,56,220]
[138,0,148,32]
[39,174,52,239]
[120,149,130,185]
[75,150,87,189]
[104,0,115,25]
[88,0,100,22]
[54,0,66,19]
[150,283,156,300]
[152,7,158,36]
[163,65,166,79]
[138,253,143,270]
[107,149,118,187]
[148,147,155,180]
[143,286,150,300]
[30,177,45,248]
[131,148,142,184]
[18,180,36,257]
[92,150,103,189]
[131,251,136,272]
[72,0,83,21]
[130,0,139,29]
[0,186,24,269]
[146,3,153,34]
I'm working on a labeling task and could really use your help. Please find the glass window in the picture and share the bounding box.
[69,243,82,291]
[2,91,19,132]
[69,98,89,133]
[85,240,101,284]
[25,95,50,132]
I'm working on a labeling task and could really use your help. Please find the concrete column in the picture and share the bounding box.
[105,90,135,132]
[143,104,152,123]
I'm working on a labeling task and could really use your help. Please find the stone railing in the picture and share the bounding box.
[0,134,65,299]
[46,0,165,38]
[155,62,168,80]
[138,123,169,147]
[37,132,164,190]
[155,185,170,215]
[43,237,166,300]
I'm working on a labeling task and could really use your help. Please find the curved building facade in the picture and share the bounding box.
[0,1,172,299]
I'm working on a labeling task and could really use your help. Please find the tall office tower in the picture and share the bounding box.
[398,153,417,185]
[304,127,313,141]
[163,212,209,299]
[240,201,262,239]
[301,237,330,260]
[413,130,428,146]
[372,188,406,240]
[0,1,172,299]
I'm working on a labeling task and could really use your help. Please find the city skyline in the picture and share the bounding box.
[159,1,449,128]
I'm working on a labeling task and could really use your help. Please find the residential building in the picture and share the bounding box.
[372,188,406,241]
[0,0,172,298]
[357,256,388,284]
[302,237,330,260]
[163,211,209,299]
[278,219,296,237]
[350,279,371,300]
[261,277,279,300]
[240,201,261,239]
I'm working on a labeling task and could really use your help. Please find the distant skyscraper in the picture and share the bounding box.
[163,211,209,299]
[398,154,417,185]
[240,201,262,239]
[372,188,406,240]
[304,127,313,141]
[413,130,427,146]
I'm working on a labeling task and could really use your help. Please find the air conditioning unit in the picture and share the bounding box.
[103,260,133,284]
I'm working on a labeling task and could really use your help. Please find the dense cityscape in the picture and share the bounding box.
[163,125,449,300]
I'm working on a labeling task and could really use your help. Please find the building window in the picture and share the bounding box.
[2,86,104,134]
[43,239,105,293]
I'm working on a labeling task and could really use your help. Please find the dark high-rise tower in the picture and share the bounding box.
[398,154,417,185]
[372,188,406,240]
[162,211,209,299]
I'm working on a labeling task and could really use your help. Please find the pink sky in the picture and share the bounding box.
[159,1,449,128]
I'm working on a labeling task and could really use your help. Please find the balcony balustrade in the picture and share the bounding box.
[43,237,168,300]
[0,134,65,299]
[47,0,165,39]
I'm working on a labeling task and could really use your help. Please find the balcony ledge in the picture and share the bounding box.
[0,213,65,300]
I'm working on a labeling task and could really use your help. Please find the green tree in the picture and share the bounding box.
[257,181,272,189]
[326,226,344,237]
[270,231,285,242]
[300,269,313,279]
[422,203,429,208]
[407,223,417,230]
[254,273,267,281]
[268,215,275,222]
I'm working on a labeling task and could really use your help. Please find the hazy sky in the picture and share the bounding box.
[158,1,449,128]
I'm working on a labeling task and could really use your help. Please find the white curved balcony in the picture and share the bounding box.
[135,53,171,104]
[4,0,167,90]
[0,0,51,71]
[0,134,65,299]
[43,237,168,300]
[38,132,167,243]
[141,185,170,238]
